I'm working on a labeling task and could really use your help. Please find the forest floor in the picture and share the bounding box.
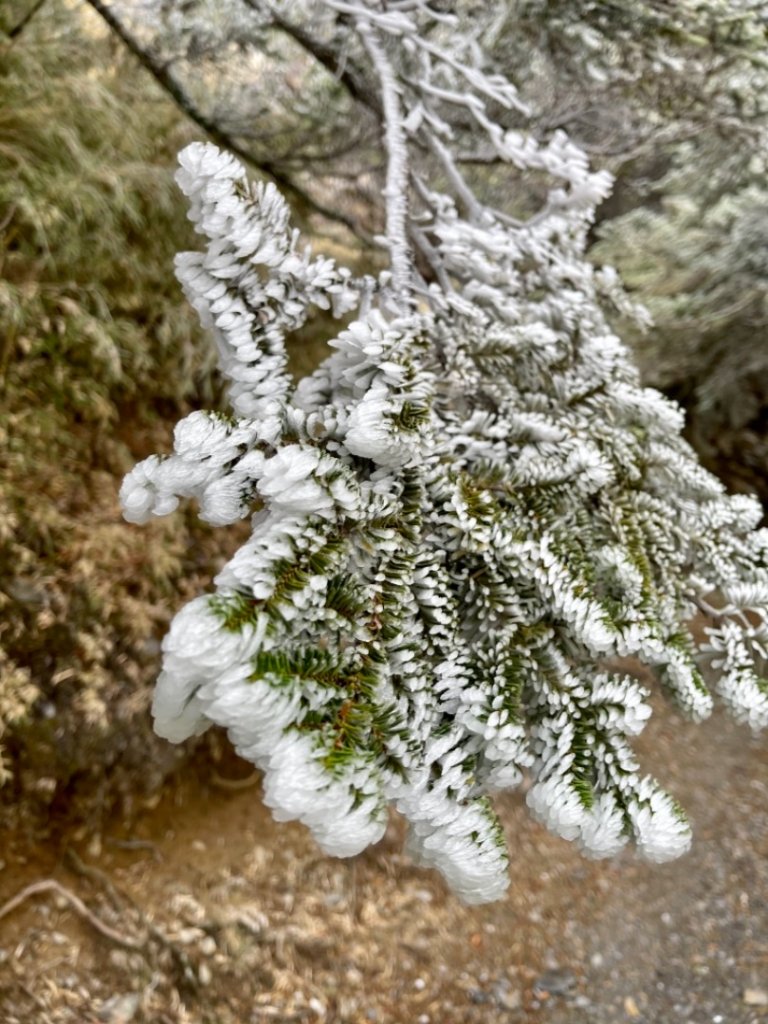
[1,680,767,1024]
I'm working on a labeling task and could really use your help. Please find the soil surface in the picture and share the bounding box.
[1,698,767,1024]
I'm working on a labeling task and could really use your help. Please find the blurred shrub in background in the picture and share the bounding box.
[0,1,227,825]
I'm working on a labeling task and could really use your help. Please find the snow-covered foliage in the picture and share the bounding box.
[122,0,768,904]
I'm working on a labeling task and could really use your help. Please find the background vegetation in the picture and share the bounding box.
[0,1,224,828]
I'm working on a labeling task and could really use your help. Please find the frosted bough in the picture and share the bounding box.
[121,0,768,904]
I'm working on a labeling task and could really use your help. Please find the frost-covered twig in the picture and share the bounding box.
[356,11,413,306]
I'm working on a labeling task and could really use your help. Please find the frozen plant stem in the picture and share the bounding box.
[355,13,413,309]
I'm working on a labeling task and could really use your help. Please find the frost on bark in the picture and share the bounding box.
[121,0,768,904]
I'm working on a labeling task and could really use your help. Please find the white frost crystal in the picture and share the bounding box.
[123,0,767,905]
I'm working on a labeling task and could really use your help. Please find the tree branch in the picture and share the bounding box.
[356,13,413,307]
[243,0,382,117]
[83,0,370,242]
[5,0,47,41]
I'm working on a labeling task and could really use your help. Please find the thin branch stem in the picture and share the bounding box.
[242,0,382,116]
[426,135,486,222]
[0,879,144,950]
[356,14,413,308]
[5,0,47,41]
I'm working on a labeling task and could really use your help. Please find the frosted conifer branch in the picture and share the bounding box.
[122,0,768,904]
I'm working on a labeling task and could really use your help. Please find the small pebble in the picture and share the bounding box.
[494,985,521,1011]
[624,995,641,1018]
[199,936,217,956]
[198,963,212,986]
[97,992,140,1024]
[744,988,768,1007]
[414,977,426,991]
[533,969,577,997]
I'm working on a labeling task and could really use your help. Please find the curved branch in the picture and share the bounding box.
[83,0,370,242]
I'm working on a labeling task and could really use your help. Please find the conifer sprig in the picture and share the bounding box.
[122,0,768,904]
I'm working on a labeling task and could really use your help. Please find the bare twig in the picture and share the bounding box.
[64,849,198,989]
[105,837,163,859]
[0,879,144,950]
[210,768,261,790]
[5,0,47,41]
[243,0,382,116]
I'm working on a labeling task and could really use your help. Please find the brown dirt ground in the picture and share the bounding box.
[1,690,767,1024]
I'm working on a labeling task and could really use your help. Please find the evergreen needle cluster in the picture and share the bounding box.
[122,0,768,904]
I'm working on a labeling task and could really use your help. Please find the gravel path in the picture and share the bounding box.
[0,695,766,1023]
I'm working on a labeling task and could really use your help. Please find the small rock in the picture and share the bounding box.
[624,995,641,1018]
[533,969,577,997]
[199,936,217,956]
[32,777,57,800]
[98,993,140,1024]
[744,989,768,1007]
[198,963,212,986]
[169,893,206,923]
[7,579,47,605]
[176,927,205,945]
[493,984,522,1011]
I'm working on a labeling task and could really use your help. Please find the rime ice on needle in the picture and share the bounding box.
[121,0,768,904]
